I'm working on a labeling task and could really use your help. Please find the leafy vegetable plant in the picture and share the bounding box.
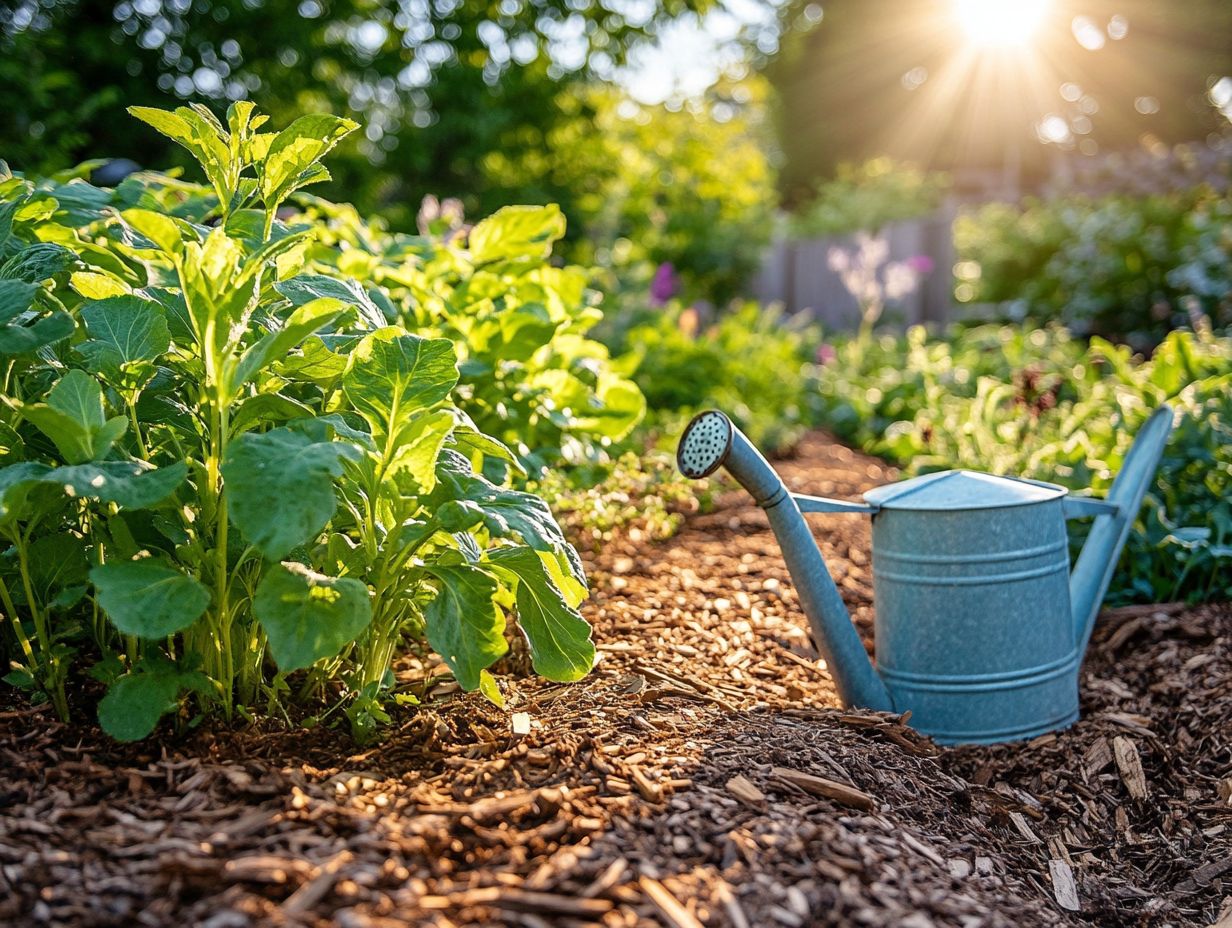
[0,103,596,740]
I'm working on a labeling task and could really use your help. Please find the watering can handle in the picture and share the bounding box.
[794,494,879,515]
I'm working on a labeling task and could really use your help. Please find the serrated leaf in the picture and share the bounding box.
[343,329,459,442]
[91,560,211,638]
[423,563,507,691]
[78,295,171,375]
[222,427,361,560]
[253,562,372,672]
[258,114,358,209]
[486,546,594,683]
[97,663,209,741]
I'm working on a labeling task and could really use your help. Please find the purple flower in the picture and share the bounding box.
[649,262,679,305]
[816,343,837,366]
[905,254,935,275]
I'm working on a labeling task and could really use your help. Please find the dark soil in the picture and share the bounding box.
[1,432,1229,928]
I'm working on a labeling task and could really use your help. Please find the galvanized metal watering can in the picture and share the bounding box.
[676,405,1174,744]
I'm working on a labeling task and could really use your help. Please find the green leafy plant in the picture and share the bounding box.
[0,103,596,741]
[814,323,1232,604]
[617,302,821,457]
[291,196,646,477]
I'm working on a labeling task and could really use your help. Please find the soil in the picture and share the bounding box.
[1,432,1230,928]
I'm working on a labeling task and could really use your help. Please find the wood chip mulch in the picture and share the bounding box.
[1,432,1229,928]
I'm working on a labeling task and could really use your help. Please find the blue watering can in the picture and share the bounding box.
[676,405,1174,744]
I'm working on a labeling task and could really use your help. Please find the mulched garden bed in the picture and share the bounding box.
[1,432,1229,928]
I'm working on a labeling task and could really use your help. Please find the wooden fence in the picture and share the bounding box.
[750,206,956,330]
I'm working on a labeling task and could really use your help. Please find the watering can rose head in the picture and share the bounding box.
[675,405,1175,745]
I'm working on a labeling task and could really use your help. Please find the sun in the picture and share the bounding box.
[953,0,1050,48]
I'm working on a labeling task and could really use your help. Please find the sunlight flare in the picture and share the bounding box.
[953,0,1050,48]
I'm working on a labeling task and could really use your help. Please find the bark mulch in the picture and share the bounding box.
[1,432,1230,928]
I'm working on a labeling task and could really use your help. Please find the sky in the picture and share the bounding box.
[618,0,786,104]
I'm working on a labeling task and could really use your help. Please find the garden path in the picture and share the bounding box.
[1,432,1229,927]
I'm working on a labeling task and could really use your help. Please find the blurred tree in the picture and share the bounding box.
[484,78,778,304]
[0,0,719,225]
[768,0,1232,202]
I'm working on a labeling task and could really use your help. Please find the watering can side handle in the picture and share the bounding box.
[1068,403,1174,655]
[794,494,879,515]
[1062,496,1120,519]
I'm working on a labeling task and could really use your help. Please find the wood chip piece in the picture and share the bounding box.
[1048,858,1080,912]
[726,774,766,807]
[771,766,875,811]
[1009,811,1042,844]
[1112,736,1148,800]
[640,876,703,928]
[512,712,532,736]
[281,851,352,915]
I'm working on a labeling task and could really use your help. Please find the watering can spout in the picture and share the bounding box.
[1066,405,1174,654]
[676,411,894,712]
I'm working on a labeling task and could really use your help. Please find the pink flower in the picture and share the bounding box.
[816,343,837,366]
[905,254,935,275]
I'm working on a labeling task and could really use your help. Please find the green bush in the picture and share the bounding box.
[815,324,1232,605]
[619,302,820,456]
[0,103,604,741]
[790,158,949,238]
[955,188,1232,345]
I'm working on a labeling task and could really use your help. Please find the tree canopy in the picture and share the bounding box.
[0,0,718,224]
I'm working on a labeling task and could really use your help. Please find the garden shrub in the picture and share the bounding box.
[955,188,1232,345]
[0,103,607,741]
[815,324,1232,605]
[617,302,821,457]
[789,158,949,238]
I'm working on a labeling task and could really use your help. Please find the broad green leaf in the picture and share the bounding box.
[468,205,565,267]
[275,274,385,329]
[0,309,74,356]
[50,460,188,509]
[0,279,38,323]
[230,296,350,392]
[386,408,455,490]
[258,114,358,209]
[70,271,129,300]
[253,562,372,672]
[91,560,211,638]
[78,295,171,375]
[222,427,361,560]
[120,208,185,254]
[276,335,348,386]
[28,533,90,606]
[230,392,316,435]
[97,663,210,741]
[449,425,526,478]
[19,370,125,464]
[0,243,74,283]
[47,369,107,430]
[432,450,586,584]
[423,563,507,691]
[0,462,53,526]
[343,329,459,438]
[487,545,595,683]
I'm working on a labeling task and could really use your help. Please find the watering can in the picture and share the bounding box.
[676,405,1174,744]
